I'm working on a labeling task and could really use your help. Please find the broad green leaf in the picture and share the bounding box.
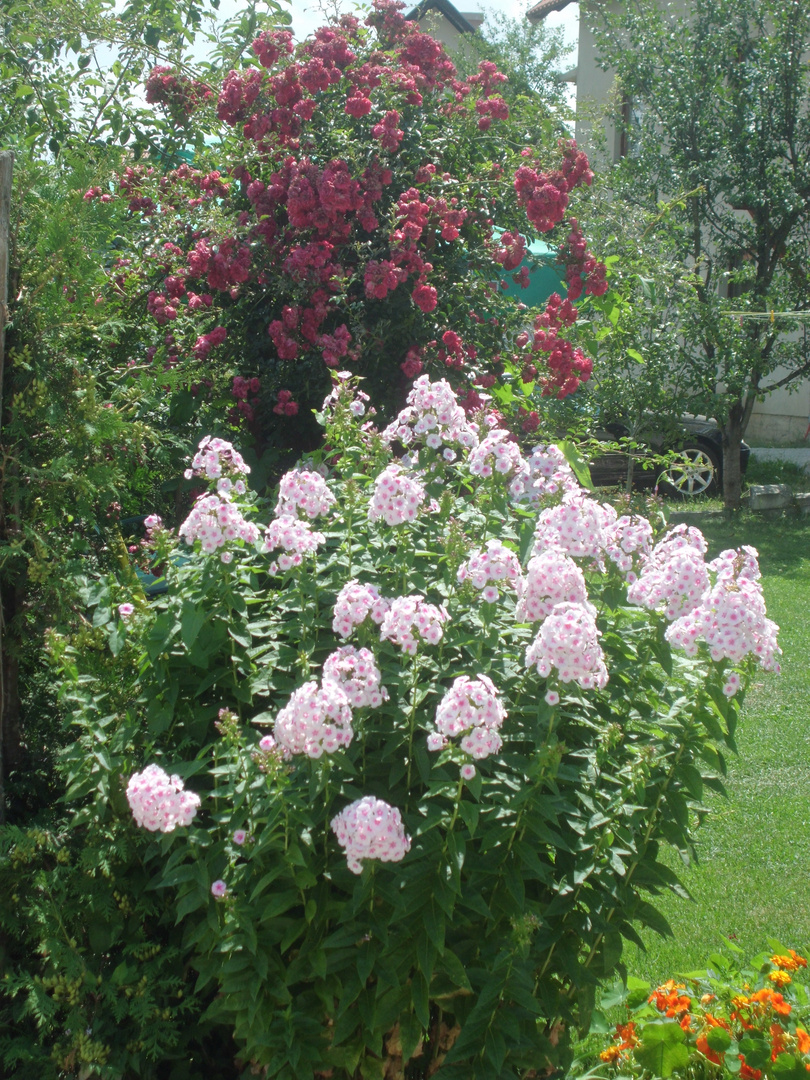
[634,1021,690,1077]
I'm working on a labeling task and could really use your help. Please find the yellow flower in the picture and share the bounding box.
[768,971,792,987]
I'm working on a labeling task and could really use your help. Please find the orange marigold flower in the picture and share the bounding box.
[749,988,792,1016]
[797,1028,810,1055]
[769,971,793,987]
[791,950,807,969]
[701,993,717,1006]
[616,1022,639,1050]
[600,1045,622,1063]
[771,951,808,972]
[771,1022,788,1061]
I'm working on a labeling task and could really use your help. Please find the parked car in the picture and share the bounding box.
[588,417,750,497]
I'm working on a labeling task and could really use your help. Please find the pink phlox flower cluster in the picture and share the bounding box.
[457,540,522,602]
[332,579,390,638]
[379,594,448,654]
[275,467,336,519]
[532,493,617,563]
[273,679,353,758]
[368,463,426,525]
[467,429,525,480]
[525,601,608,689]
[429,674,506,760]
[179,493,260,553]
[604,515,654,577]
[510,443,580,505]
[709,544,761,583]
[322,645,389,708]
[321,371,372,420]
[651,523,708,560]
[666,577,781,677]
[184,435,251,481]
[626,526,710,619]
[665,547,781,689]
[264,514,325,569]
[516,549,590,623]
[330,796,411,875]
[126,764,200,832]
[381,375,479,451]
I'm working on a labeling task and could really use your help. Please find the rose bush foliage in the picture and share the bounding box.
[91,0,606,462]
[1,374,782,1078]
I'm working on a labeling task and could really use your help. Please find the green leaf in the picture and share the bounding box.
[558,440,594,489]
[634,1021,690,1077]
[627,348,645,364]
[399,1013,423,1062]
[181,602,207,650]
[773,1054,808,1080]
[738,1037,770,1072]
[412,974,430,1029]
[706,1027,732,1053]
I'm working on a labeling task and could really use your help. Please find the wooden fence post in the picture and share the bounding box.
[0,150,14,823]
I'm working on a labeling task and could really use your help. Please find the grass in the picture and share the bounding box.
[744,456,810,489]
[623,509,810,983]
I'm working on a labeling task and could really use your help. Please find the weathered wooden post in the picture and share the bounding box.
[0,150,14,823]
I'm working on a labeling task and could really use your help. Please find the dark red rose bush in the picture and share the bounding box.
[91,0,606,461]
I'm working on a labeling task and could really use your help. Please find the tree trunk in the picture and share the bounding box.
[722,398,744,512]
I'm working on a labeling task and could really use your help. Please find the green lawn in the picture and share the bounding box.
[624,510,810,982]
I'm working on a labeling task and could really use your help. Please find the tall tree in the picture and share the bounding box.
[583,0,810,509]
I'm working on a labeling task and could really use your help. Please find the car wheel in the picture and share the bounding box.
[659,443,721,497]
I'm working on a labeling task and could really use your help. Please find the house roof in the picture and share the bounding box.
[406,0,480,34]
[526,0,576,22]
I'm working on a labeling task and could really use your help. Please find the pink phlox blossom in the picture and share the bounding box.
[381,374,479,451]
[184,435,251,481]
[626,525,710,620]
[275,467,336,519]
[118,603,135,618]
[368,463,426,525]
[604,515,654,576]
[510,443,580,505]
[264,515,325,569]
[665,548,781,684]
[709,544,761,583]
[273,680,354,758]
[321,370,372,421]
[457,540,522,601]
[516,549,590,623]
[532,493,617,564]
[179,493,260,552]
[332,579,390,639]
[524,601,608,690]
[323,645,389,708]
[467,428,525,480]
[126,764,200,832]
[330,796,411,875]
[379,594,448,654]
[430,674,506,760]
[211,879,227,897]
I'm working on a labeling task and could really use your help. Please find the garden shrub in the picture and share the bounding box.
[92,0,605,467]
[594,943,810,1080]
[0,372,782,1078]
